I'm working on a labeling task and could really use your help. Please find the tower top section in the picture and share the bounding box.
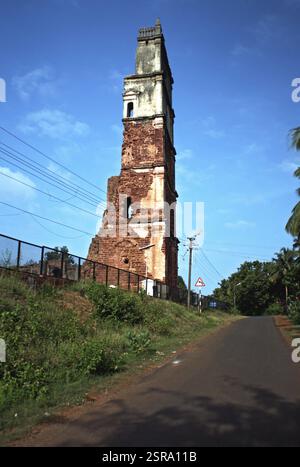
[123,21,175,143]
[133,20,173,83]
[138,18,162,40]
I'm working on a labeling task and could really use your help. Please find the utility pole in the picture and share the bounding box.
[187,236,195,308]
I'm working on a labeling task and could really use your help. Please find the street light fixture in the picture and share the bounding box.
[233,282,242,310]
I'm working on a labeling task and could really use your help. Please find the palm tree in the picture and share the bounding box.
[290,127,300,151]
[286,128,300,239]
[273,248,296,309]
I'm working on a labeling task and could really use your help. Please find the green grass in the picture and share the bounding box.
[0,273,235,443]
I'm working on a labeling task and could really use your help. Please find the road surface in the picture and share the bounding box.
[16,317,300,447]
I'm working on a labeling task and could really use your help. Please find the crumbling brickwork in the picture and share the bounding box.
[87,20,178,292]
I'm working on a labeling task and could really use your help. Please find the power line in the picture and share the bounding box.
[193,250,220,284]
[200,249,224,279]
[0,141,107,205]
[0,202,95,236]
[194,251,218,282]
[0,170,101,219]
[203,247,270,261]
[0,147,103,207]
[192,252,212,284]
[0,145,106,206]
[0,126,107,195]
[29,214,87,240]
[205,241,281,251]
[0,154,103,210]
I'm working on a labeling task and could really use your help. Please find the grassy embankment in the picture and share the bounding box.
[274,314,300,345]
[0,273,235,441]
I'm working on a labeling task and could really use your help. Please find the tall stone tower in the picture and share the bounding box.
[88,20,178,291]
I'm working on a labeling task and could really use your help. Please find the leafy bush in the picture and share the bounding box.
[288,300,300,325]
[146,316,173,335]
[81,282,144,324]
[0,273,29,299]
[56,336,126,380]
[0,276,129,412]
[264,302,284,316]
[126,329,151,352]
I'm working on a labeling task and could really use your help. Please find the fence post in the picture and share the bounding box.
[17,240,21,269]
[137,275,140,293]
[93,262,96,281]
[78,258,81,281]
[61,252,64,279]
[117,268,120,287]
[128,271,130,290]
[105,265,108,286]
[40,246,44,275]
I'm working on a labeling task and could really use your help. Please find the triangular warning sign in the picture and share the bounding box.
[195,277,205,287]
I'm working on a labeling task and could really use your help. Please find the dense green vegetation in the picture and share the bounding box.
[286,127,300,244]
[0,273,231,437]
[214,127,300,322]
[213,250,299,317]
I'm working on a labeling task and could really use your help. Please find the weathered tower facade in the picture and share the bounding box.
[88,20,178,291]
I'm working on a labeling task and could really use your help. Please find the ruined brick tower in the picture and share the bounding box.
[88,19,178,291]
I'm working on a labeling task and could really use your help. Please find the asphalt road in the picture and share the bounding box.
[18,316,300,447]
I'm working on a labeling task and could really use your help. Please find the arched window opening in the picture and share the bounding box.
[127,197,133,219]
[127,102,134,118]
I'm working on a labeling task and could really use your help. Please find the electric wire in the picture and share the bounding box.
[0,202,95,236]
[0,170,101,219]
[0,126,107,195]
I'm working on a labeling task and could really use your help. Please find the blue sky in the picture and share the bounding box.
[0,0,299,294]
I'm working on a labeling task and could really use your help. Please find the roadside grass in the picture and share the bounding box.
[0,273,235,444]
[274,315,300,345]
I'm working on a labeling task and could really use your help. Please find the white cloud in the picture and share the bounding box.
[243,143,264,155]
[46,161,73,181]
[0,166,36,200]
[12,66,58,101]
[251,15,278,43]
[18,109,90,139]
[204,129,225,139]
[177,149,193,161]
[279,159,300,174]
[231,15,282,60]
[231,45,259,57]
[54,142,82,160]
[202,116,225,139]
[229,193,266,206]
[225,220,256,229]
[177,161,215,187]
[109,70,123,93]
[111,124,123,136]
[202,116,216,127]
[217,208,232,215]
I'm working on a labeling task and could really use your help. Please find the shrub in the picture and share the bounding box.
[0,361,50,405]
[264,302,284,316]
[147,316,173,336]
[57,336,126,380]
[126,329,151,352]
[0,273,29,300]
[288,300,300,325]
[82,282,144,324]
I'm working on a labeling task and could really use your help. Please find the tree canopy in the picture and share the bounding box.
[213,250,299,316]
[286,128,300,240]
